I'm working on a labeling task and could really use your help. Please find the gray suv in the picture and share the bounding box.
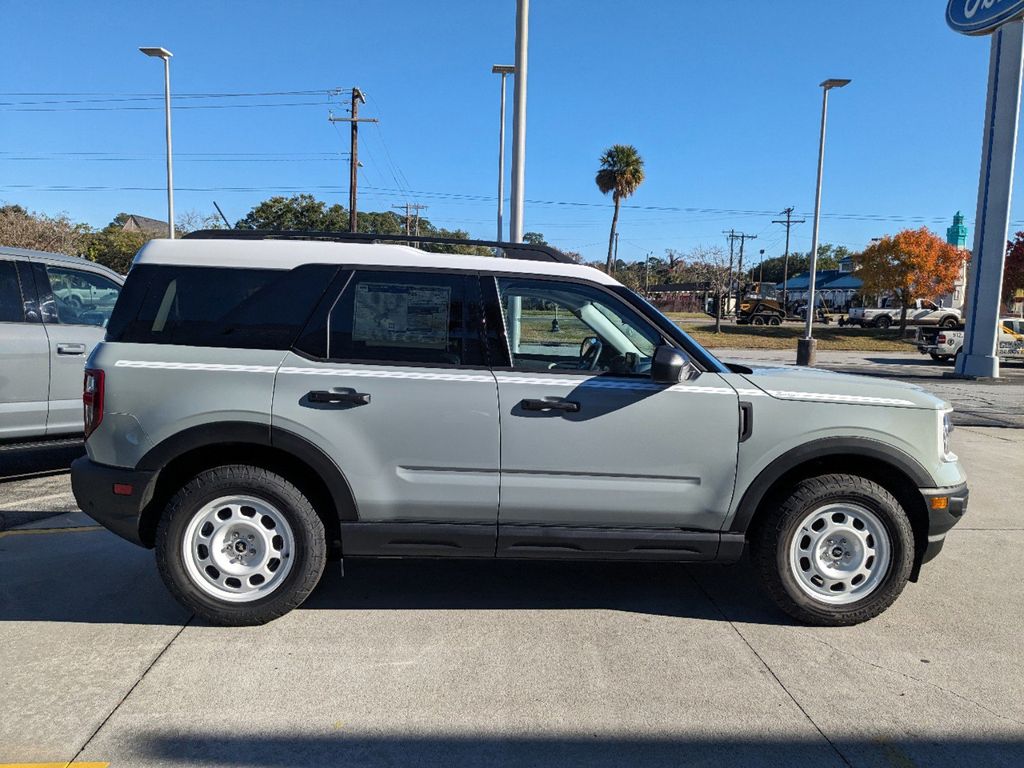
[0,247,123,441]
[71,232,968,627]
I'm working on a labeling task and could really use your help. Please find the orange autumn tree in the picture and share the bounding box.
[854,227,966,332]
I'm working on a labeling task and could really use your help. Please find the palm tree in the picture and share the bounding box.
[595,144,645,272]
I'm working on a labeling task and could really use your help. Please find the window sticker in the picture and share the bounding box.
[352,281,451,349]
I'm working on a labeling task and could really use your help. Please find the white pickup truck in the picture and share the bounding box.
[916,318,1024,364]
[846,298,962,329]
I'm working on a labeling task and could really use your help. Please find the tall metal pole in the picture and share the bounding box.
[797,79,849,365]
[498,71,507,240]
[162,56,174,238]
[509,0,529,243]
[492,68,513,241]
[803,87,829,343]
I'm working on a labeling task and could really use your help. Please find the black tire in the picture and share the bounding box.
[876,315,892,329]
[768,316,782,326]
[750,473,914,626]
[939,316,959,329]
[751,315,765,326]
[156,464,327,626]
[929,353,950,362]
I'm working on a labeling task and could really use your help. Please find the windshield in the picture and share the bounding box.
[612,286,730,374]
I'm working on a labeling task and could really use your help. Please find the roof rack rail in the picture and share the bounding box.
[181,229,577,264]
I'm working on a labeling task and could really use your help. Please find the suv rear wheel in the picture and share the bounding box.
[751,474,914,626]
[155,465,327,626]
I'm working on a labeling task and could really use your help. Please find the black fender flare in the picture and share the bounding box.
[136,421,358,521]
[728,437,932,534]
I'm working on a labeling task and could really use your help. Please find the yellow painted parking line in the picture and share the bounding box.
[0,525,103,539]
[0,763,108,768]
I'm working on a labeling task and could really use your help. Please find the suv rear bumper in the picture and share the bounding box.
[71,456,158,547]
[918,482,969,565]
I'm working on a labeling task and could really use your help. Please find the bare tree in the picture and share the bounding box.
[0,205,90,254]
[687,244,730,333]
[176,209,226,234]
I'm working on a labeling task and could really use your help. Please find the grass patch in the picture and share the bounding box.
[668,319,913,351]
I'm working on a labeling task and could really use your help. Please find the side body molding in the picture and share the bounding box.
[728,436,933,534]
[136,421,358,521]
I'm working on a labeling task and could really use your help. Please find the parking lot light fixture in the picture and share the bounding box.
[798,77,851,366]
[139,46,175,239]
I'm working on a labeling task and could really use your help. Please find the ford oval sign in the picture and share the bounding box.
[948,0,1024,35]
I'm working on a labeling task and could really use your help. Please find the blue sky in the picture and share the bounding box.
[1,1,1019,266]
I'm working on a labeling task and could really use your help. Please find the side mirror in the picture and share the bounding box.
[652,345,695,384]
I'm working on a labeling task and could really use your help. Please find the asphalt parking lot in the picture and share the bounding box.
[1,421,1021,768]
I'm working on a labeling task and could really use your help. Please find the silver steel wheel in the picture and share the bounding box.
[788,502,891,605]
[181,494,296,603]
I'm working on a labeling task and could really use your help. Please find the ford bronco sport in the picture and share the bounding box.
[71,232,968,626]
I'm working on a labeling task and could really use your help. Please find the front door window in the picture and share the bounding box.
[495,277,660,376]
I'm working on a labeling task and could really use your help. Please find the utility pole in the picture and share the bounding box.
[724,230,757,316]
[724,230,736,320]
[644,252,652,295]
[758,249,765,283]
[328,88,378,233]
[773,207,805,313]
[392,203,428,235]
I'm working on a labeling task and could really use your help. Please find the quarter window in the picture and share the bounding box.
[323,271,484,366]
[106,264,337,348]
[495,277,661,375]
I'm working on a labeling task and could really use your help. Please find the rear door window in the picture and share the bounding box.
[45,265,122,327]
[106,264,338,349]
[314,270,484,367]
[0,259,24,322]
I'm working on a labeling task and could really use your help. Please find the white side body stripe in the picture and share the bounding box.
[112,361,917,406]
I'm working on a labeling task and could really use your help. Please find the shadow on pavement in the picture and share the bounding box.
[0,441,84,480]
[0,523,792,626]
[134,733,1024,768]
[300,557,791,626]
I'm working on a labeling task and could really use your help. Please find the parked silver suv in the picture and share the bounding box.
[0,247,123,441]
[71,232,968,626]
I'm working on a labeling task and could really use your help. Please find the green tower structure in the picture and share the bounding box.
[947,211,968,250]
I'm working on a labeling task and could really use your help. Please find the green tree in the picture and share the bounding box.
[523,231,547,245]
[84,227,149,274]
[235,194,347,230]
[595,144,645,273]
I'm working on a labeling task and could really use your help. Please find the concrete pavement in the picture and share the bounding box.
[0,427,1021,767]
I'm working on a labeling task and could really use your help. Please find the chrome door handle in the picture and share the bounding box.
[56,343,86,356]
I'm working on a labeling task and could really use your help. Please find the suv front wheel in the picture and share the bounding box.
[156,465,327,626]
[751,474,914,626]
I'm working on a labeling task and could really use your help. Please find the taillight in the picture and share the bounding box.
[937,334,947,344]
[83,368,104,439]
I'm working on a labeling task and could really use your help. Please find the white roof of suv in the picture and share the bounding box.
[135,238,619,286]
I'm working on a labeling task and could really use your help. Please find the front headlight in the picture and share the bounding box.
[940,410,956,462]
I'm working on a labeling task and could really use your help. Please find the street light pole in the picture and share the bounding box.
[140,47,174,239]
[797,77,850,366]
[509,0,529,243]
[492,65,515,242]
